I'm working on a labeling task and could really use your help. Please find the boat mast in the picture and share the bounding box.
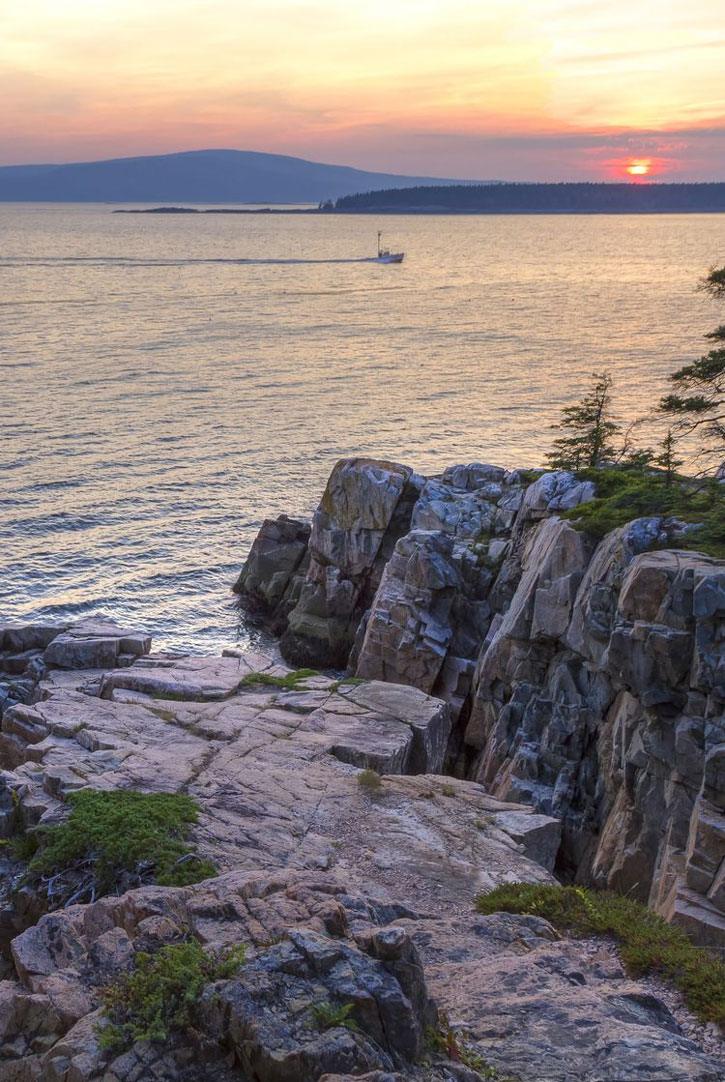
[377,230,382,257]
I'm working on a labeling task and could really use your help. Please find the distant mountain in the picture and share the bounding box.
[0,149,485,204]
[333,181,725,213]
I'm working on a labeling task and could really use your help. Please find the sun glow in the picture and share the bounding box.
[1,1,724,178]
[626,160,651,177]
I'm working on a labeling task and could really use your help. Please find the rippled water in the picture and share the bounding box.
[2,204,724,652]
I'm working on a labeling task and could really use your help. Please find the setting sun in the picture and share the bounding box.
[626,160,651,177]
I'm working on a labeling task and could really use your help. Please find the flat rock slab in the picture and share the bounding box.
[1,655,550,912]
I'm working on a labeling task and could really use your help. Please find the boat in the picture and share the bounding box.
[374,231,404,263]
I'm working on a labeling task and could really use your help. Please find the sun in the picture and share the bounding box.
[626,160,651,177]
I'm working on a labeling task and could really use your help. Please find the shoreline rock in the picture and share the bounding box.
[1,617,721,1078]
[234,458,725,947]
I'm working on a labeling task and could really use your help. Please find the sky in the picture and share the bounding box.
[1,0,724,180]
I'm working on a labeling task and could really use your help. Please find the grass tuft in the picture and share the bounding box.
[98,939,245,1050]
[476,883,725,1027]
[357,768,382,791]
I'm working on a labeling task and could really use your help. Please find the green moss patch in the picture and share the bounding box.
[563,467,725,557]
[238,668,320,691]
[99,938,245,1050]
[23,789,216,906]
[476,883,725,1027]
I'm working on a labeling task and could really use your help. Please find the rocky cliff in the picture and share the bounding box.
[235,458,725,947]
[1,618,722,1079]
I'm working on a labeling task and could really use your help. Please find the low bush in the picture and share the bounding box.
[476,883,725,1026]
[22,789,216,906]
[563,467,725,557]
[99,939,245,1050]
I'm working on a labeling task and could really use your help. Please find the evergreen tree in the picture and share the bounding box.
[655,428,683,488]
[547,372,620,470]
[660,266,725,464]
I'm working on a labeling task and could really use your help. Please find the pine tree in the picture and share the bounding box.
[655,428,683,489]
[660,266,725,464]
[547,372,620,470]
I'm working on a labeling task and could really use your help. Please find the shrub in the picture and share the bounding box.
[475,883,725,1026]
[23,789,216,906]
[98,939,245,1050]
[562,466,725,557]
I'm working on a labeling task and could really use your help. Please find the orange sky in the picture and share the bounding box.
[1,0,724,179]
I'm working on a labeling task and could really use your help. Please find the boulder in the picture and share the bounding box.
[233,514,311,617]
[280,459,423,668]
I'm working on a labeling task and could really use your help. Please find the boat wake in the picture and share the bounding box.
[1,256,398,268]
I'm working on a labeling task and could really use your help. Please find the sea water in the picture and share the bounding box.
[2,204,724,651]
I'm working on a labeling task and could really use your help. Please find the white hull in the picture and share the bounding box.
[374,252,404,263]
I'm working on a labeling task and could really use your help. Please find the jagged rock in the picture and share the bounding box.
[4,866,721,1082]
[565,518,664,665]
[1,653,554,916]
[233,514,311,626]
[468,526,725,941]
[280,459,424,668]
[516,470,596,522]
[235,463,725,944]
[201,925,435,1080]
[0,620,153,724]
[0,629,721,1079]
[410,480,499,539]
[355,530,467,695]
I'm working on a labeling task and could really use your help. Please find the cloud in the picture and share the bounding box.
[0,0,723,179]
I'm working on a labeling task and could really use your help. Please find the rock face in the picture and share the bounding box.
[2,627,720,1080]
[277,459,424,669]
[233,515,311,631]
[235,460,725,946]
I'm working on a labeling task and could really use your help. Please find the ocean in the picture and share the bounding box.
[2,203,724,652]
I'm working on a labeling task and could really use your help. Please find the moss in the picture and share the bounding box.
[475,883,725,1027]
[516,469,546,485]
[98,939,245,1050]
[328,675,366,693]
[23,789,217,902]
[357,768,382,791]
[440,784,456,797]
[308,999,359,1032]
[563,466,725,558]
[238,668,320,691]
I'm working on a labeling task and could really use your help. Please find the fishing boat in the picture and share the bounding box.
[374,231,404,263]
